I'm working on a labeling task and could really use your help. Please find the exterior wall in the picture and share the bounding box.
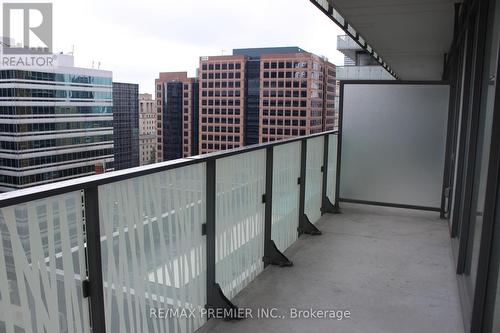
[323,62,336,131]
[344,55,355,66]
[198,55,246,154]
[245,59,260,145]
[0,66,114,192]
[191,81,199,156]
[155,72,188,162]
[139,93,156,165]
[155,72,198,161]
[164,82,183,160]
[112,82,139,170]
[182,78,198,157]
[259,52,329,143]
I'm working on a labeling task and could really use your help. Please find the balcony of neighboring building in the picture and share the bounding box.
[335,65,395,80]
[337,35,362,52]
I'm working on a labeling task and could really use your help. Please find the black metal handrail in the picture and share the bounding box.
[0,130,337,208]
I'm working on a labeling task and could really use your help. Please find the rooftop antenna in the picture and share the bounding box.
[98,61,101,69]
[91,60,94,68]
[69,44,74,55]
[221,49,226,55]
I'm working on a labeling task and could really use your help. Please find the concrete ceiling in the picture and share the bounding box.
[327,0,457,80]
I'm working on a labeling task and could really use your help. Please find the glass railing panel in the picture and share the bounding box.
[305,136,324,224]
[0,191,91,333]
[332,9,345,26]
[215,150,266,300]
[271,142,301,252]
[98,163,207,333]
[315,0,329,11]
[327,134,338,205]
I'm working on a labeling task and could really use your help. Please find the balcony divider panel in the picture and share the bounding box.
[215,150,266,300]
[339,82,449,211]
[97,163,207,333]
[0,191,91,333]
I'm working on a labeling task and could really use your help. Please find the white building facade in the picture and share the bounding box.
[139,93,156,165]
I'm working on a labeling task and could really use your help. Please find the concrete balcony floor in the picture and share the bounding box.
[197,203,464,333]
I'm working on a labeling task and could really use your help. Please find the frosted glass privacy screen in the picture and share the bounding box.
[272,142,301,252]
[215,150,266,300]
[326,134,338,204]
[305,137,324,223]
[98,164,206,333]
[340,83,449,208]
[0,192,90,333]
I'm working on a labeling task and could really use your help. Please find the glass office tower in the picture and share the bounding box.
[0,55,114,191]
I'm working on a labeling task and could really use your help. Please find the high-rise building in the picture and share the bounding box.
[139,93,156,165]
[155,72,198,161]
[198,55,246,154]
[112,82,139,170]
[198,47,336,152]
[255,49,336,141]
[0,54,114,192]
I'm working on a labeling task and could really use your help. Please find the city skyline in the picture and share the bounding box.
[46,0,344,95]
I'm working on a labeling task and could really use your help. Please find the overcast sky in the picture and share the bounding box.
[45,0,344,94]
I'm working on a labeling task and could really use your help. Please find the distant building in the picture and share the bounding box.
[155,72,198,161]
[139,93,156,165]
[198,47,336,153]
[0,54,114,192]
[112,82,139,170]
[335,35,394,80]
[198,55,246,154]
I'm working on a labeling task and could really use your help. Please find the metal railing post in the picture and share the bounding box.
[263,147,292,267]
[298,139,307,235]
[83,186,106,333]
[205,159,217,307]
[335,85,344,211]
[298,139,321,235]
[322,134,339,214]
[205,159,239,318]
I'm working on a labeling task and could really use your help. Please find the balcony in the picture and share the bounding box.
[197,204,463,333]
[0,125,463,333]
[336,35,362,52]
[0,79,464,333]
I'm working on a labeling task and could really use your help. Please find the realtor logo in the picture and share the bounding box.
[2,3,52,54]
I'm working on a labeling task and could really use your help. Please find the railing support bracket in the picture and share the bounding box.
[298,214,322,235]
[206,283,243,321]
[322,197,341,214]
[264,240,293,267]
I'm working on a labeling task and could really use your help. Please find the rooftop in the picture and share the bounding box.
[232,46,307,57]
